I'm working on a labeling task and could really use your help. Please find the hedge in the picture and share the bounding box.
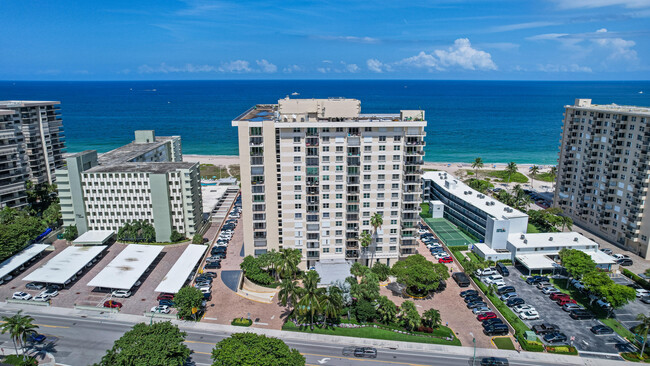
[231,317,253,327]
[546,345,578,355]
[622,269,650,291]
[517,333,544,352]
[621,352,650,362]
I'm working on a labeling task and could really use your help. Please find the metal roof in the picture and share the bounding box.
[0,244,50,279]
[87,245,162,290]
[73,230,115,245]
[154,244,207,294]
[23,246,107,284]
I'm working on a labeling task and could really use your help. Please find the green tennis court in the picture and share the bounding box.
[423,217,476,247]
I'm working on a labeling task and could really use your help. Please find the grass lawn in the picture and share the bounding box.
[282,321,461,346]
[228,164,241,181]
[420,202,431,219]
[601,318,636,340]
[199,164,229,180]
[527,223,541,233]
[487,170,529,183]
[493,337,515,350]
[532,172,555,182]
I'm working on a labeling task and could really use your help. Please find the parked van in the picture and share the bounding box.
[452,272,471,287]
[496,263,510,277]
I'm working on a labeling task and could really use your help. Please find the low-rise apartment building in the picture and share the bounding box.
[57,130,203,242]
[233,97,426,268]
[0,101,66,208]
[554,98,650,259]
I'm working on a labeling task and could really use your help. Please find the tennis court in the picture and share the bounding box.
[423,217,476,247]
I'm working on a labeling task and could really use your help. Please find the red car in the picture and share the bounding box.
[477,312,497,321]
[557,298,577,306]
[438,256,453,263]
[550,293,571,301]
[157,293,174,301]
[104,300,122,309]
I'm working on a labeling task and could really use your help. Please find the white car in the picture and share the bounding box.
[112,290,132,298]
[32,294,50,302]
[200,288,211,294]
[519,310,540,320]
[493,280,506,287]
[636,289,649,298]
[512,304,535,313]
[472,307,491,315]
[475,268,497,277]
[133,281,142,288]
[562,303,582,312]
[417,229,429,235]
[12,292,32,300]
[596,299,612,309]
[612,254,627,260]
[483,275,503,285]
[40,289,58,298]
[151,305,170,314]
[541,287,559,294]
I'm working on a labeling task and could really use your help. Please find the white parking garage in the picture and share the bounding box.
[155,244,207,294]
[23,246,107,285]
[0,244,50,281]
[87,244,162,290]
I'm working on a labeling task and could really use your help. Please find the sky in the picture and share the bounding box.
[2,0,650,80]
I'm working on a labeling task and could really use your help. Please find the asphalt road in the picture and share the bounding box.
[0,309,567,366]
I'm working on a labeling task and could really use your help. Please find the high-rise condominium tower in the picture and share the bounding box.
[233,97,426,268]
[554,98,650,258]
[0,101,66,208]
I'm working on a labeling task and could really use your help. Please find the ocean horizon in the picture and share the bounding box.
[1,80,649,165]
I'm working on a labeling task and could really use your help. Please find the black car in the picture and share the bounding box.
[481,357,509,366]
[591,325,614,335]
[353,347,377,358]
[467,301,488,309]
[484,324,509,336]
[212,248,227,255]
[496,285,515,295]
[464,295,483,303]
[460,289,479,298]
[482,318,504,327]
[195,276,213,283]
[204,262,221,269]
[159,299,175,307]
[543,332,568,344]
[526,276,549,285]
[506,298,525,307]
[202,293,212,300]
[618,258,634,266]
[453,272,471,287]
[496,263,509,277]
[532,323,559,335]
[202,272,218,278]
[570,309,594,320]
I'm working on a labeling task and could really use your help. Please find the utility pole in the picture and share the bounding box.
[470,332,476,366]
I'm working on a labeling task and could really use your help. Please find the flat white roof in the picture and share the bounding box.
[508,232,599,250]
[0,244,50,279]
[202,186,228,213]
[155,244,207,294]
[73,230,115,245]
[87,245,162,290]
[423,172,528,220]
[23,246,107,284]
[474,243,499,255]
[516,254,561,271]
[587,250,616,265]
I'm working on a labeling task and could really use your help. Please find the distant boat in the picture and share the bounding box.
[291,92,299,96]
[640,91,644,94]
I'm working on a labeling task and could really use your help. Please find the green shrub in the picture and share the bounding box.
[420,203,431,219]
[240,256,277,287]
[354,299,378,323]
[517,334,544,352]
[3,355,38,366]
[231,317,253,327]
[622,269,650,291]
[546,345,578,355]
[621,352,650,362]
[487,170,529,183]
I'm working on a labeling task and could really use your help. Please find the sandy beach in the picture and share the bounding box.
[184,154,556,194]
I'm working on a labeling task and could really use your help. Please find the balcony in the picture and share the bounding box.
[306,179,319,186]
[346,241,359,248]
[306,251,320,259]
[346,250,359,259]
[306,138,319,147]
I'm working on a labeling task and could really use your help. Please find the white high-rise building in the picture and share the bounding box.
[233,97,426,268]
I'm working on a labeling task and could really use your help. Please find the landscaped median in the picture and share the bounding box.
[282,320,461,346]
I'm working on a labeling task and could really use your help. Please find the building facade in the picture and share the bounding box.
[233,97,426,268]
[0,101,66,208]
[553,99,650,258]
[57,130,203,242]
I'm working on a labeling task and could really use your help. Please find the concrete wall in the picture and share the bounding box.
[150,173,173,242]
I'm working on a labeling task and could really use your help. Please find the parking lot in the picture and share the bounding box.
[500,266,631,355]
[612,275,650,331]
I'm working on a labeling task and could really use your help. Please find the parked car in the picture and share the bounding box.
[543,332,568,344]
[526,276,549,285]
[496,286,515,295]
[549,293,571,301]
[32,294,50,302]
[612,253,628,260]
[353,347,377,358]
[482,318,504,327]
[541,286,560,295]
[476,268,497,277]
[557,298,577,306]
[570,309,595,320]
[195,276,213,283]
[500,292,518,301]
[26,282,45,290]
[202,272,218,278]
[453,272,471,287]
[27,333,46,343]
[591,325,614,335]
[112,290,131,298]
[103,300,122,309]
[484,275,503,285]
[472,307,492,315]
[532,323,559,335]
[157,293,174,301]
[40,288,58,298]
[483,324,509,336]
[438,256,453,264]
[512,304,535,313]
[12,292,32,300]
[618,258,634,266]
[464,295,483,303]
[204,262,221,269]
[158,299,175,307]
[600,248,613,255]
[467,301,488,309]
[562,303,582,312]
[506,298,525,307]
[496,263,509,277]
[477,312,497,321]
[460,289,479,298]
[642,296,650,304]
[151,305,171,314]
[596,299,612,309]
[480,357,509,366]
[206,256,222,263]
[519,310,540,320]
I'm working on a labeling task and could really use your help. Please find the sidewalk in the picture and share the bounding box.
[1,302,631,366]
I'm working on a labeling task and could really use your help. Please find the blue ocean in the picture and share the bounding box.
[1,80,648,164]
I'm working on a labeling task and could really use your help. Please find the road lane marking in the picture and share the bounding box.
[185,340,215,345]
[301,352,430,366]
[193,351,211,355]
[0,321,69,329]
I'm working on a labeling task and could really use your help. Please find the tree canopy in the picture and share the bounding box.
[174,286,204,320]
[211,333,305,366]
[0,207,46,262]
[559,248,596,279]
[391,254,450,295]
[192,233,204,244]
[94,322,190,366]
[117,221,156,243]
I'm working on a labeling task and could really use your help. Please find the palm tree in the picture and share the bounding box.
[637,313,650,358]
[278,248,301,279]
[506,162,518,183]
[422,308,441,328]
[560,216,573,232]
[0,310,38,359]
[369,213,383,267]
[550,166,558,190]
[529,165,539,190]
[297,270,325,330]
[360,231,372,248]
[278,278,300,309]
[320,286,343,324]
[472,157,484,178]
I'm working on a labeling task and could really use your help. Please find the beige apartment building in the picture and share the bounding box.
[0,101,66,208]
[554,98,650,259]
[233,97,426,268]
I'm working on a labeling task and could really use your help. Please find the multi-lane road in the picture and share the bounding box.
[0,308,613,366]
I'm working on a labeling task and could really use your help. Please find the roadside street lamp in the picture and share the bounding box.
[470,332,476,366]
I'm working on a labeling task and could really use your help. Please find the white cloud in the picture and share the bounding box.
[218,60,251,73]
[398,51,441,70]
[526,33,569,41]
[591,28,638,61]
[479,42,520,51]
[345,63,360,73]
[316,67,329,73]
[490,21,558,32]
[553,0,650,9]
[366,59,388,73]
[283,64,302,73]
[433,38,497,71]
[315,35,380,44]
[537,64,593,72]
[256,59,277,73]
[138,63,218,74]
